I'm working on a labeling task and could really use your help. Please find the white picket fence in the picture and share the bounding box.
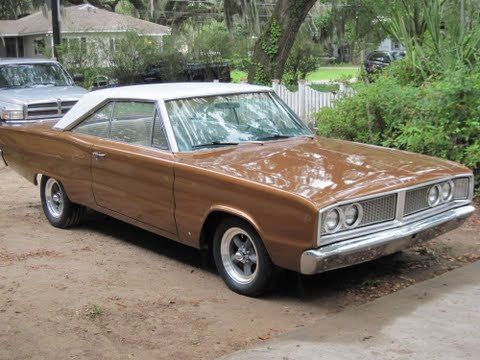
[271,80,351,125]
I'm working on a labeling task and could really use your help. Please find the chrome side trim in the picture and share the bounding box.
[0,148,7,166]
[1,118,62,124]
[317,174,473,246]
[302,205,475,275]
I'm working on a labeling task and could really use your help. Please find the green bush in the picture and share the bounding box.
[56,39,109,89]
[108,32,162,85]
[316,63,480,194]
[177,20,233,64]
[282,28,322,85]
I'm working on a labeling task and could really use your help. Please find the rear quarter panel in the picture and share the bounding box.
[0,122,94,206]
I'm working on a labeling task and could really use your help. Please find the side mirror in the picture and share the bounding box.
[73,74,85,83]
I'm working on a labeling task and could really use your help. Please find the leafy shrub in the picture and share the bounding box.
[108,31,162,85]
[316,63,480,193]
[282,28,322,85]
[55,39,109,89]
[177,20,233,64]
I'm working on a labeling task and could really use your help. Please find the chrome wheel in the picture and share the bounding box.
[220,227,259,284]
[44,178,64,218]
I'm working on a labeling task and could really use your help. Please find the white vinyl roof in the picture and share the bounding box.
[0,58,58,65]
[54,83,272,131]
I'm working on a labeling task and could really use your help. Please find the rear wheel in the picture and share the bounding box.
[213,217,274,296]
[40,176,85,228]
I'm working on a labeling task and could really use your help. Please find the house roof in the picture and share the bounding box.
[0,4,170,37]
[54,83,273,131]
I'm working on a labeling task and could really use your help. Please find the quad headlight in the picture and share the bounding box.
[440,181,454,202]
[344,203,362,227]
[324,208,341,232]
[427,185,440,206]
[323,203,364,233]
[428,180,455,207]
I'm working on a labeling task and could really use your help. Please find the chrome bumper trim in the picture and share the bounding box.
[301,205,475,275]
[0,149,7,166]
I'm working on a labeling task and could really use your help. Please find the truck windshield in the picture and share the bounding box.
[0,63,72,89]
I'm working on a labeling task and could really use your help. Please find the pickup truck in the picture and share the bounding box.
[0,58,87,122]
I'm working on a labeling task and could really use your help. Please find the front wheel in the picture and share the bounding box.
[40,176,85,228]
[213,217,275,296]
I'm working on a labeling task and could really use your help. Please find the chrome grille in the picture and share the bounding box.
[26,100,78,120]
[404,185,430,216]
[358,194,397,227]
[319,175,472,245]
[454,178,470,199]
[321,194,397,234]
[404,177,471,216]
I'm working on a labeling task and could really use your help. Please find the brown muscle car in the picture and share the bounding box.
[0,83,475,296]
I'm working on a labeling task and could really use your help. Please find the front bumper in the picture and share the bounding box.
[300,205,475,275]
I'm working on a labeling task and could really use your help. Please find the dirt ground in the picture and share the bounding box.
[1,164,479,360]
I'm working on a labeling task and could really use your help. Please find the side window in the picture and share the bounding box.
[72,102,114,138]
[110,101,155,146]
[152,112,170,150]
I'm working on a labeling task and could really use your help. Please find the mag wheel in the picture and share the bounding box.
[40,176,85,228]
[213,217,274,296]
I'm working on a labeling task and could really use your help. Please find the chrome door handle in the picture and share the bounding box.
[92,151,106,159]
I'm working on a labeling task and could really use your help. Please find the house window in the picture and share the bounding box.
[34,38,45,56]
[109,38,116,52]
[5,38,17,57]
[65,37,87,52]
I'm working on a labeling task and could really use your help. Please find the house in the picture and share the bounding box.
[0,4,170,59]
[377,37,405,53]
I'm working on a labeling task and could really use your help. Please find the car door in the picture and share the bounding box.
[72,100,177,237]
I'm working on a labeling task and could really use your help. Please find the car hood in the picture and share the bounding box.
[176,137,469,208]
[0,86,88,106]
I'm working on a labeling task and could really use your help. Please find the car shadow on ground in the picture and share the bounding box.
[73,210,449,302]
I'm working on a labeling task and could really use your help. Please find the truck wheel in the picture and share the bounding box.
[213,217,274,296]
[40,176,85,228]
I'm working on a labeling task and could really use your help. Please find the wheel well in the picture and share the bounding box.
[199,211,229,252]
[200,211,261,253]
[34,173,43,186]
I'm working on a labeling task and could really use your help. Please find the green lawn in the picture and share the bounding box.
[306,66,360,81]
[231,69,248,83]
[231,65,359,84]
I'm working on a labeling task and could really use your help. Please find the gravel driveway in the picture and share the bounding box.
[1,164,479,359]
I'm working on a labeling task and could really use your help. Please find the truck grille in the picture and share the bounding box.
[26,100,78,120]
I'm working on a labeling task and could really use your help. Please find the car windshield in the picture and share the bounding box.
[0,63,72,89]
[166,92,312,151]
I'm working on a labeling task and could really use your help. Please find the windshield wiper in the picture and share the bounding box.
[191,141,239,149]
[256,134,293,141]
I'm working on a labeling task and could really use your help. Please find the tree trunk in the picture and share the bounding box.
[247,0,317,84]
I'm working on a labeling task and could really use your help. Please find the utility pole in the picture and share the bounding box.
[51,0,61,59]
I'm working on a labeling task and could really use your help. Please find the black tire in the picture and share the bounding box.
[213,217,275,296]
[40,176,86,228]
